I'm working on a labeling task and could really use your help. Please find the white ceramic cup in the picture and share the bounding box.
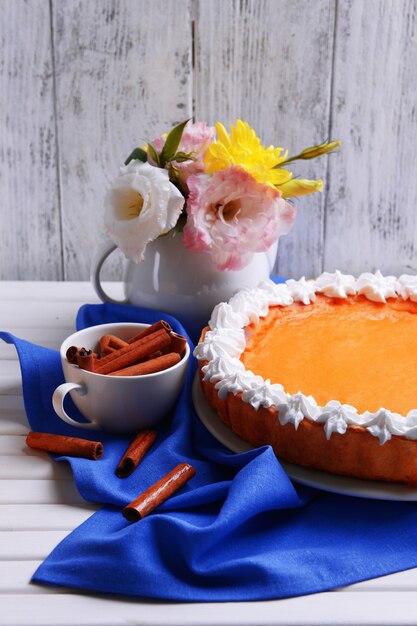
[52,322,190,434]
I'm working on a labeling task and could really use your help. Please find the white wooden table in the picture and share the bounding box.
[1,281,417,626]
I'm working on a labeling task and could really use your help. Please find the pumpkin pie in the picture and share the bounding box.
[195,271,417,485]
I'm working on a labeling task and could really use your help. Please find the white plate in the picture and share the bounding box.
[192,373,417,501]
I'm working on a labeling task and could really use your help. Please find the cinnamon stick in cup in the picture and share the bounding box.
[66,346,97,370]
[116,430,158,478]
[99,334,128,356]
[111,352,180,376]
[94,328,172,376]
[66,346,80,365]
[76,348,96,372]
[169,332,188,358]
[127,320,172,345]
[122,463,196,522]
[26,432,103,460]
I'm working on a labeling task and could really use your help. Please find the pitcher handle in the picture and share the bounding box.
[90,238,129,305]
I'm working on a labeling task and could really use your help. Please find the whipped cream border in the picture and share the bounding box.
[194,270,417,444]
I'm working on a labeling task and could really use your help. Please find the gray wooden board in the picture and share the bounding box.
[0,0,61,280]
[325,0,417,276]
[194,0,336,279]
[52,0,192,280]
[2,0,417,281]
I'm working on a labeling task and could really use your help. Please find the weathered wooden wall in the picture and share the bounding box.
[1,0,417,280]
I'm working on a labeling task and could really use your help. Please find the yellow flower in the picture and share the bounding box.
[277,178,323,198]
[204,120,291,186]
[274,139,340,197]
[280,140,341,166]
[297,140,341,160]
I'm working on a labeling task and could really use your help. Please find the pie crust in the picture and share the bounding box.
[195,271,417,485]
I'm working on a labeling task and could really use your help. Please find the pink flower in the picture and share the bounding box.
[183,166,296,271]
[152,121,216,187]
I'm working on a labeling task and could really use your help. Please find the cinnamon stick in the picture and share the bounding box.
[144,350,163,361]
[26,432,103,460]
[122,462,196,522]
[101,345,117,356]
[99,334,128,356]
[94,329,172,375]
[116,430,158,478]
[76,348,96,372]
[127,320,172,344]
[168,332,187,358]
[111,352,180,376]
[66,346,80,364]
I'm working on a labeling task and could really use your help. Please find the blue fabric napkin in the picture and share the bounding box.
[2,301,417,601]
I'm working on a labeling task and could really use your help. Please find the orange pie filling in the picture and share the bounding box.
[241,295,417,416]
[196,273,417,483]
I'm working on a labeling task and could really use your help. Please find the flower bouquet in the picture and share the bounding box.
[104,119,340,272]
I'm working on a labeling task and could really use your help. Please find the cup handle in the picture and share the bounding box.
[52,382,99,430]
[90,238,129,305]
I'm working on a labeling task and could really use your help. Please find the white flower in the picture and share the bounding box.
[104,160,184,262]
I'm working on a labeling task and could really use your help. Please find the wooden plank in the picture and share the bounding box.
[342,568,417,591]
[194,0,336,279]
[0,561,62,595]
[0,361,22,394]
[0,531,69,560]
[0,504,96,531]
[0,0,62,280]
[0,329,72,359]
[0,361,20,377]
[0,480,83,505]
[0,343,20,361]
[325,0,417,275]
[0,301,84,328]
[0,434,25,456]
[0,281,122,302]
[2,591,417,625]
[52,0,192,280]
[0,415,27,436]
[0,395,25,411]
[0,435,27,455]
[0,456,72,480]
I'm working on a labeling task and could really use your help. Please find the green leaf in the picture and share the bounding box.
[124,147,148,166]
[147,142,160,166]
[171,211,187,234]
[160,119,190,166]
[173,150,196,163]
[167,163,189,196]
[168,163,180,180]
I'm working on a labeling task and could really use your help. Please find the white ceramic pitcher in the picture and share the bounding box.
[91,234,277,338]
